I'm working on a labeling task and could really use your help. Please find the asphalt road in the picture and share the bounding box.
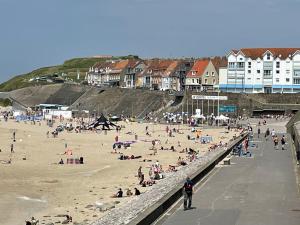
[160,133,300,225]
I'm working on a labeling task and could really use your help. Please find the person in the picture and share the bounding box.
[13,131,16,142]
[183,177,193,210]
[126,189,133,196]
[281,135,286,150]
[116,188,123,197]
[134,187,141,195]
[274,135,279,150]
[26,217,39,225]
[139,173,145,185]
[138,166,142,178]
[10,143,14,153]
[257,128,261,138]
[59,158,64,164]
[271,129,276,138]
[265,128,270,140]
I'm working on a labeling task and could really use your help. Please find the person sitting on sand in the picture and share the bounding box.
[113,188,123,198]
[59,158,64,164]
[134,187,141,195]
[64,215,72,223]
[26,217,39,225]
[170,146,175,152]
[126,189,133,196]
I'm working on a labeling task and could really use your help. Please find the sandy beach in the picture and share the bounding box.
[0,118,239,225]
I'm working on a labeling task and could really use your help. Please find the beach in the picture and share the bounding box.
[0,118,238,225]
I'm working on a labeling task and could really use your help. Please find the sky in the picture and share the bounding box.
[0,0,300,83]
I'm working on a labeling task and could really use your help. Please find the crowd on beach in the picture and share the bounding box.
[2,108,290,224]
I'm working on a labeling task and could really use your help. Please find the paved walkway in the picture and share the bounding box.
[160,133,300,225]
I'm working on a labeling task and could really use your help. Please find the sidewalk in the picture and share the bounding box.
[160,134,300,225]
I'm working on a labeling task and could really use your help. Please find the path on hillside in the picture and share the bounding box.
[159,125,300,225]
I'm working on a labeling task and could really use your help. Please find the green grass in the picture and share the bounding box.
[0,98,12,107]
[0,55,139,92]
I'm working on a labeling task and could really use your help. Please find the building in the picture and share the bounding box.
[185,59,210,91]
[136,59,176,90]
[87,60,129,86]
[122,60,146,88]
[220,48,300,93]
[169,60,194,92]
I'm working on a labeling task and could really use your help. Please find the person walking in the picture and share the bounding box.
[265,128,270,141]
[257,128,261,138]
[274,135,279,150]
[183,177,194,210]
[271,129,276,138]
[281,135,286,150]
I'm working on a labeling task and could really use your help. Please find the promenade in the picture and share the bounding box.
[160,125,300,225]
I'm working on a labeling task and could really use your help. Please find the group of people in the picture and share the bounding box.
[113,187,141,198]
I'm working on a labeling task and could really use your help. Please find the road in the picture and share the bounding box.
[159,130,300,225]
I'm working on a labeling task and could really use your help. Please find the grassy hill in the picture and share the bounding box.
[0,55,139,92]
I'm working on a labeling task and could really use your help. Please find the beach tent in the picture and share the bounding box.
[88,114,116,130]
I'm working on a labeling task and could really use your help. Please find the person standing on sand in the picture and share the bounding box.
[13,131,16,142]
[257,128,261,138]
[183,177,194,210]
[10,143,14,153]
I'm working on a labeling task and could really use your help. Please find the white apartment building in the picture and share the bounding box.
[219,48,300,93]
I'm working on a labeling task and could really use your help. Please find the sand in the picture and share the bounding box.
[0,118,238,225]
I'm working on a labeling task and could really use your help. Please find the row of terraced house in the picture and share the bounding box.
[86,48,300,93]
[86,57,226,92]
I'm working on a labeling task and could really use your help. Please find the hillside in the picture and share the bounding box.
[0,55,139,92]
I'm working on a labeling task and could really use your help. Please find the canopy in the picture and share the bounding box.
[192,114,206,119]
[88,114,116,130]
[215,115,229,120]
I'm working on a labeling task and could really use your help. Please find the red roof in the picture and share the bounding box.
[232,48,300,59]
[186,59,209,78]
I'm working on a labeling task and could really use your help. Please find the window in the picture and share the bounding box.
[206,71,209,76]
[212,72,215,76]
[294,70,300,77]
[276,61,280,68]
[286,70,290,74]
[247,77,251,80]
[204,79,208,84]
[248,62,251,68]
[248,70,251,74]
[237,62,245,69]
[294,78,300,84]
[264,70,272,76]
[257,70,261,74]
[257,78,261,80]
[229,62,235,68]
[267,53,271,60]
[276,70,280,74]
[192,71,196,75]
[276,78,279,82]
[192,79,195,83]
[286,78,290,82]
[197,79,199,84]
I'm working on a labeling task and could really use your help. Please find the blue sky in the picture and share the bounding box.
[0,0,300,83]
